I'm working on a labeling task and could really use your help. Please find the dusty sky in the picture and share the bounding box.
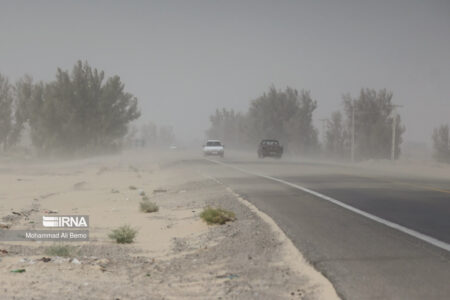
[1,0,449,145]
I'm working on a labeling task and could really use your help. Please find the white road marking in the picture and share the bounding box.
[199,172,340,299]
[205,158,450,253]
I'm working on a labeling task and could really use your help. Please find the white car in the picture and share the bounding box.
[203,140,224,157]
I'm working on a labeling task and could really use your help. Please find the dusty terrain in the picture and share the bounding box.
[0,150,338,300]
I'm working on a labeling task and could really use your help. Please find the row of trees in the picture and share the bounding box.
[0,61,140,156]
[432,124,450,163]
[206,87,319,154]
[325,89,405,161]
[139,121,175,147]
[206,86,407,161]
[0,74,15,149]
[125,122,175,149]
[206,108,247,148]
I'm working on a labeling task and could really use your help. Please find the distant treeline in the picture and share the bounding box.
[433,124,450,163]
[127,121,175,148]
[0,61,140,156]
[207,86,448,163]
[207,87,319,155]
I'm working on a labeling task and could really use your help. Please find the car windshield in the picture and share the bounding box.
[206,141,222,146]
[262,140,279,145]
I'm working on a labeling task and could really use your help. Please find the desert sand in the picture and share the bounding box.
[0,150,339,299]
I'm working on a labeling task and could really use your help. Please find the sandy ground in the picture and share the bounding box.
[0,150,339,300]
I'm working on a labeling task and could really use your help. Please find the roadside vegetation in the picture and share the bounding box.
[45,244,75,257]
[206,87,319,155]
[200,207,236,225]
[0,62,140,156]
[328,89,405,160]
[108,225,138,244]
[206,86,408,161]
[140,200,159,213]
[432,124,450,163]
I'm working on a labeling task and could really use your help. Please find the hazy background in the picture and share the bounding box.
[1,0,449,146]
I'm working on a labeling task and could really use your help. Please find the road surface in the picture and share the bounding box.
[188,153,450,300]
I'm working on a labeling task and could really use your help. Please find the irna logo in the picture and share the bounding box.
[42,216,89,228]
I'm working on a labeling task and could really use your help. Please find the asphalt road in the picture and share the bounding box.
[191,154,450,300]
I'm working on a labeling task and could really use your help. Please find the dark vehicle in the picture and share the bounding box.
[257,139,283,158]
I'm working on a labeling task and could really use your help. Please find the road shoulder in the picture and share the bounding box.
[0,153,339,299]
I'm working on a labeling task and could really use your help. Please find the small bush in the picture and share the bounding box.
[140,200,159,213]
[200,207,236,225]
[129,185,137,190]
[45,244,74,257]
[108,225,138,244]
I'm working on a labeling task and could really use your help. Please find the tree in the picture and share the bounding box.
[206,108,247,148]
[343,88,405,160]
[247,86,298,144]
[21,81,47,151]
[247,86,319,153]
[284,90,319,154]
[206,86,319,154]
[10,75,34,147]
[0,74,13,150]
[432,124,450,163]
[15,61,140,155]
[324,111,347,158]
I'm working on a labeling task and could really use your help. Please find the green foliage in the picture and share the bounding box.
[281,89,319,154]
[10,75,33,147]
[45,244,74,257]
[341,88,405,160]
[108,225,138,244]
[207,86,406,161]
[324,111,347,157]
[206,86,319,154]
[140,200,159,213]
[206,108,248,148]
[200,207,236,225]
[0,74,13,150]
[432,124,450,163]
[12,61,140,156]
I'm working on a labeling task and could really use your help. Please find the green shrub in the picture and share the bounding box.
[140,200,159,213]
[45,244,74,257]
[108,225,138,244]
[200,207,236,225]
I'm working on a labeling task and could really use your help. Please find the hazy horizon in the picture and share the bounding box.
[1,0,449,146]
